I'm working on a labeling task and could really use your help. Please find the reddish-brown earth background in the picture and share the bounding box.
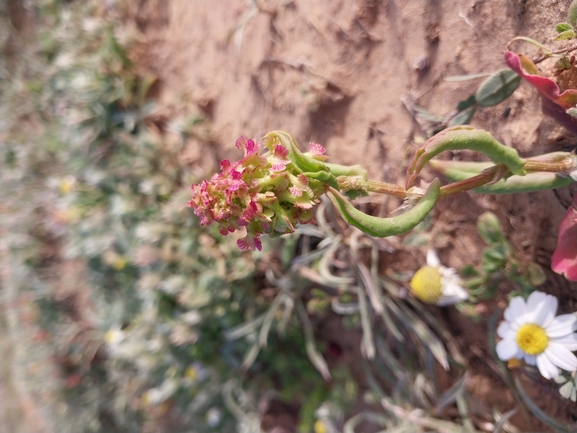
[4,0,577,431]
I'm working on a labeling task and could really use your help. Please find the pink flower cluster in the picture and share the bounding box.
[188,136,327,251]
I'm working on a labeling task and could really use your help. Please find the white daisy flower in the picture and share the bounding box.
[496,291,577,379]
[409,249,468,306]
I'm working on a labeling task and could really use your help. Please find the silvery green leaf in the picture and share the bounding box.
[476,70,521,107]
[515,377,574,432]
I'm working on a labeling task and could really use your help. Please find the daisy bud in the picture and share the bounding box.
[409,250,468,306]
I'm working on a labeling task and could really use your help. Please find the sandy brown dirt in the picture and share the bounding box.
[123,0,577,431]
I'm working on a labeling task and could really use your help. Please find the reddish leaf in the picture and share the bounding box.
[506,51,577,135]
[505,51,577,109]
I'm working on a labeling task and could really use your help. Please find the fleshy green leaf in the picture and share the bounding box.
[556,22,573,33]
[528,262,546,286]
[477,211,504,245]
[449,104,477,126]
[475,70,521,107]
[327,179,440,237]
[429,159,574,194]
[554,29,576,41]
[456,95,477,111]
[406,126,526,189]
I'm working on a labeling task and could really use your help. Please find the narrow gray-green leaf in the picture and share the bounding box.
[449,104,476,126]
[515,376,574,433]
[318,235,355,285]
[297,300,331,380]
[331,298,360,314]
[258,292,286,347]
[224,314,265,340]
[357,285,376,359]
[241,342,261,370]
[388,299,449,370]
[493,409,517,433]
[434,373,469,415]
[444,72,492,82]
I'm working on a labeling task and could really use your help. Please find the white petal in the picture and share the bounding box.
[546,314,577,338]
[497,321,515,339]
[525,292,557,327]
[526,291,547,308]
[441,280,468,299]
[536,353,559,379]
[496,339,523,361]
[544,343,577,372]
[426,249,441,267]
[439,266,457,277]
[524,354,537,365]
[504,297,526,324]
[550,333,577,351]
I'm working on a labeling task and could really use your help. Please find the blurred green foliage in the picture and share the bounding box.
[462,212,546,302]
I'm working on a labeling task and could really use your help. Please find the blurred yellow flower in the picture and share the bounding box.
[410,250,468,306]
[314,420,328,433]
[58,175,76,194]
[185,365,198,381]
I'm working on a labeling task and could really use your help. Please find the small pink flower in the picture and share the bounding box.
[306,142,328,161]
[288,174,310,197]
[269,144,290,172]
[552,194,577,281]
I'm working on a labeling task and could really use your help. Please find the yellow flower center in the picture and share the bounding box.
[410,266,442,304]
[516,323,549,355]
[314,420,328,433]
[185,366,198,381]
